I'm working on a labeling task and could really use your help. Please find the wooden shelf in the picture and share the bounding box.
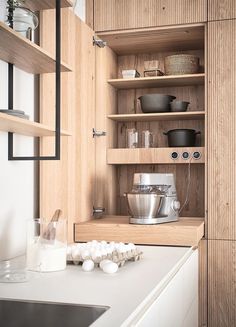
[0,22,71,74]
[107,147,205,164]
[97,24,204,55]
[107,111,205,122]
[108,74,205,90]
[0,113,71,137]
[24,0,73,11]
[75,216,205,247]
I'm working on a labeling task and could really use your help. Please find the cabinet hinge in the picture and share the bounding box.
[93,128,106,138]
[93,36,107,48]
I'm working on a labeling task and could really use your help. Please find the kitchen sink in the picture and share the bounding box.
[0,299,109,327]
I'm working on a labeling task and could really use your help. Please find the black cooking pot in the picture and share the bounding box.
[163,129,201,147]
[138,94,176,113]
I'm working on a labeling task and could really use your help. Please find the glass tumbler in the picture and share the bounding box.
[0,256,28,283]
[126,128,138,148]
[141,130,154,148]
[27,219,67,272]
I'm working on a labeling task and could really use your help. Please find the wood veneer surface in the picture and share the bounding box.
[208,0,236,21]
[208,240,236,327]
[207,20,236,240]
[75,216,205,246]
[94,0,206,32]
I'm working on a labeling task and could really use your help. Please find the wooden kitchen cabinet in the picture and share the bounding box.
[207,19,236,240]
[40,10,206,244]
[208,240,236,327]
[94,0,207,32]
[208,0,236,21]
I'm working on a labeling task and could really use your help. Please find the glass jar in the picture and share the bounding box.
[27,219,67,272]
[141,130,154,148]
[5,6,38,39]
[126,128,138,148]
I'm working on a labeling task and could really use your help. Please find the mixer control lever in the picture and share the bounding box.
[172,200,181,211]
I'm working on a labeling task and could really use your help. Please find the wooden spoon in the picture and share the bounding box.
[43,209,62,241]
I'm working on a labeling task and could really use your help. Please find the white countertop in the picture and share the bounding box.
[0,245,193,327]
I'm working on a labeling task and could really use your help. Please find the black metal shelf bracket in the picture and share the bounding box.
[8,0,61,161]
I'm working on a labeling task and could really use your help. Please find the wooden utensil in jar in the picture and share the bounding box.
[43,209,62,241]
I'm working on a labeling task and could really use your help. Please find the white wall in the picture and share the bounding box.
[74,0,86,21]
[0,1,35,260]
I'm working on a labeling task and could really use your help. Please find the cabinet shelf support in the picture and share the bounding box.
[8,0,61,161]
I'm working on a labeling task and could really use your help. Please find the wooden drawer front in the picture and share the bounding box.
[208,240,236,327]
[94,0,207,32]
[208,0,236,21]
[207,20,236,240]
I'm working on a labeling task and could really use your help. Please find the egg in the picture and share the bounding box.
[128,243,136,250]
[102,262,119,274]
[71,247,80,259]
[82,260,95,272]
[81,250,90,260]
[99,259,112,269]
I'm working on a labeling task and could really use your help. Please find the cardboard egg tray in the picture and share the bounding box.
[67,248,143,268]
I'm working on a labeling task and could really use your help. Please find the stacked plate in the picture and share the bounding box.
[0,109,29,120]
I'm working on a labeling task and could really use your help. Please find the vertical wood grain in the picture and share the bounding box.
[207,20,236,240]
[40,9,73,239]
[40,9,96,242]
[208,240,236,327]
[95,46,118,215]
[208,0,236,21]
[86,0,94,29]
[94,0,207,32]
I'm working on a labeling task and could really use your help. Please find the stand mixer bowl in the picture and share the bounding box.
[125,193,164,219]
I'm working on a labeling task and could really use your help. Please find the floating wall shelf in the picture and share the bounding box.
[107,111,205,122]
[0,113,71,137]
[108,74,205,90]
[0,22,71,74]
[24,0,73,11]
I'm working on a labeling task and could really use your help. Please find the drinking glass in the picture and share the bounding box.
[141,130,154,148]
[126,128,138,148]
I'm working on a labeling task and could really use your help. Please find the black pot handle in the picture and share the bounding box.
[195,131,201,135]
[163,132,168,136]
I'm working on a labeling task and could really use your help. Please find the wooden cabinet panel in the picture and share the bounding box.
[208,240,236,327]
[95,46,118,215]
[40,10,96,242]
[94,0,207,32]
[208,0,236,21]
[207,20,236,240]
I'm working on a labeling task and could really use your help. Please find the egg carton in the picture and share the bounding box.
[67,244,143,268]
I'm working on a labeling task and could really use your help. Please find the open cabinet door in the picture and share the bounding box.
[94,39,118,216]
[40,9,96,242]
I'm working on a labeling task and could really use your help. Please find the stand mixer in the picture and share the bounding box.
[126,173,180,225]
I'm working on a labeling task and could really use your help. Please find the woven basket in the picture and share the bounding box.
[164,54,199,75]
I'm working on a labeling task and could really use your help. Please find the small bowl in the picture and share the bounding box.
[170,101,190,112]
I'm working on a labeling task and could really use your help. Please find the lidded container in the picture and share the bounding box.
[5,3,38,39]
[27,219,67,272]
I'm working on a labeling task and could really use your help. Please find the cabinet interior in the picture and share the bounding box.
[99,24,206,219]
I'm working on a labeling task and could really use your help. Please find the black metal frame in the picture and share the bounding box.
[8,0,61,161]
